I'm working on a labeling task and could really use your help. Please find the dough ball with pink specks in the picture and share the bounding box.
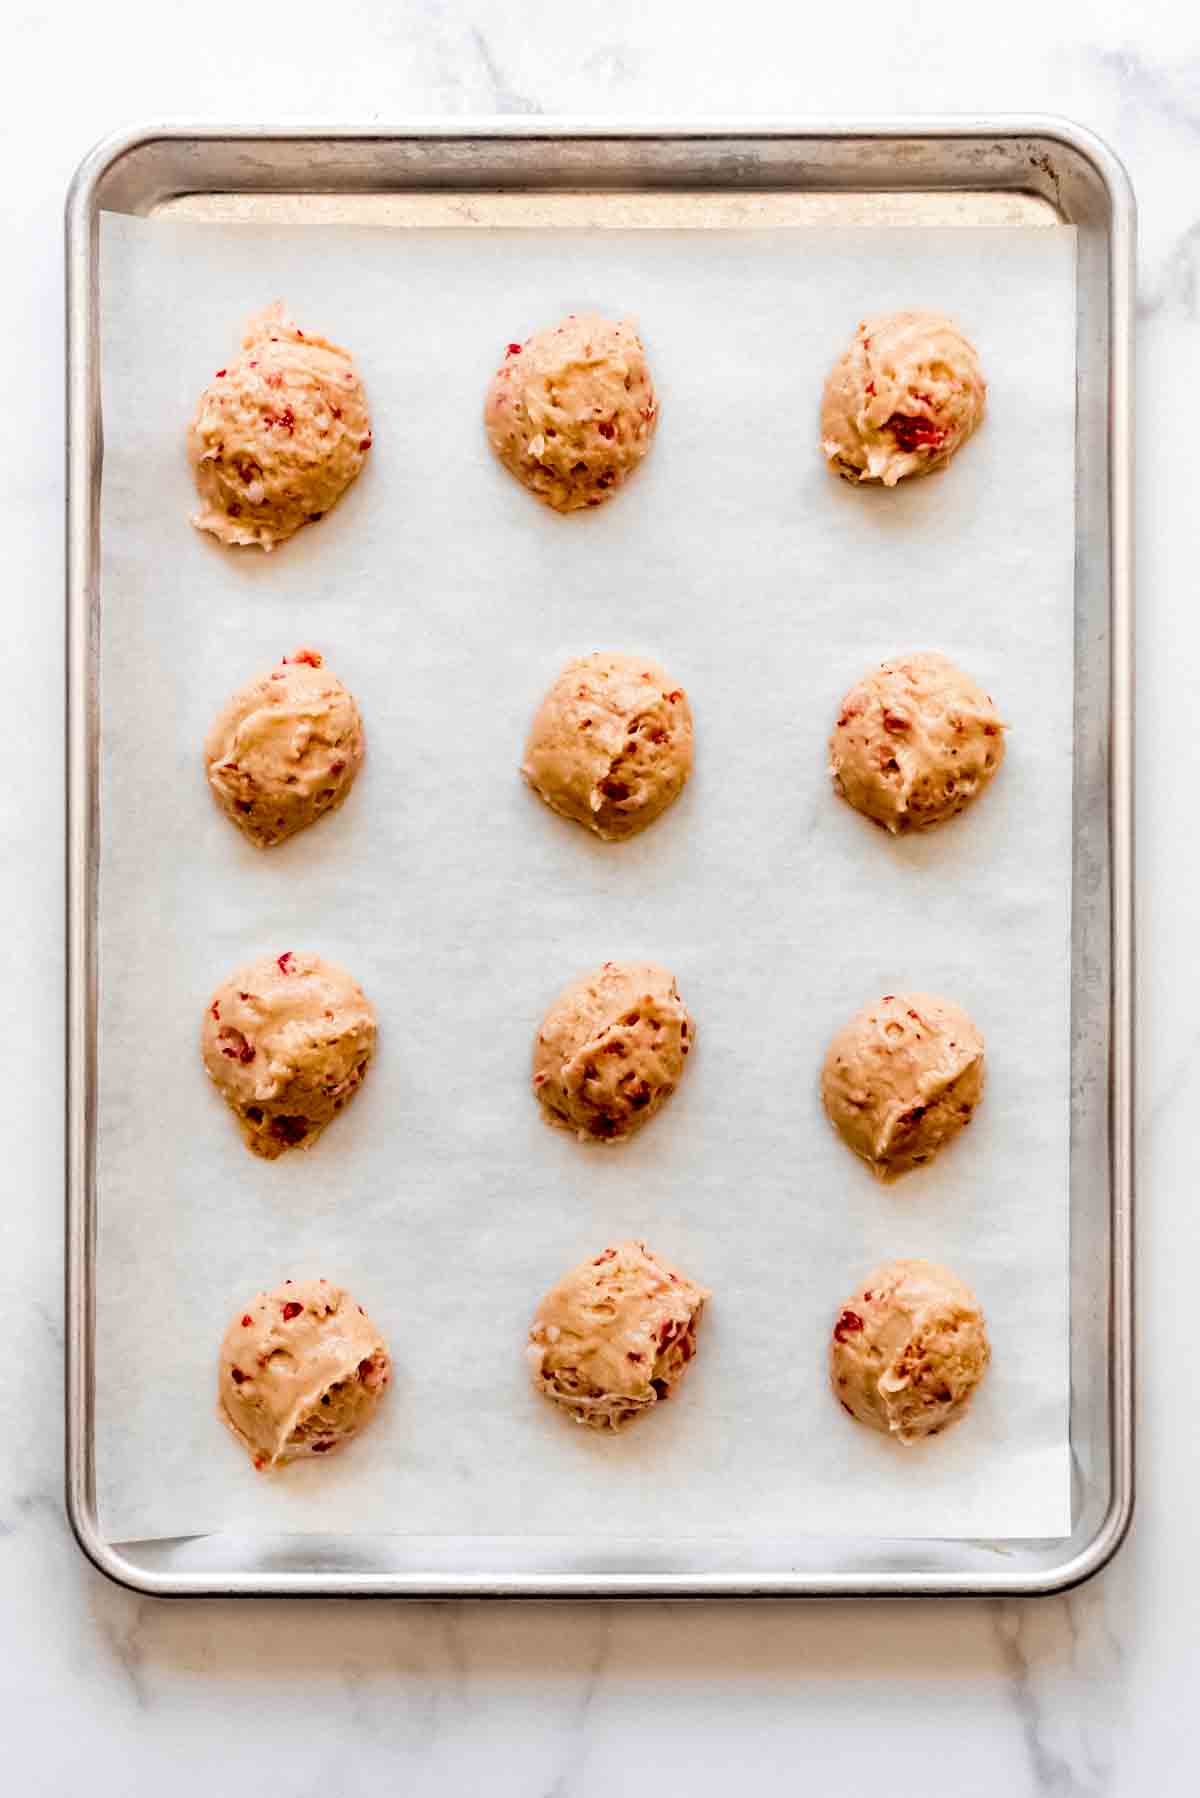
[484,312,658,512]
[218,1278,391,1469]
[188,302,372,550]
[820,310,985,486]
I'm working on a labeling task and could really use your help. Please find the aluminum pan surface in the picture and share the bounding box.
[64,121,1134,1597]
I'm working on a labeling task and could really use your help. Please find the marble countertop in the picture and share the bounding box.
[3,1,1190,1789]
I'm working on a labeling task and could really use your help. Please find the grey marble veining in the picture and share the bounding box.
[5,0,1197,1789]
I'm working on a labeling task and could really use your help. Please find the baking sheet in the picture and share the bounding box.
[96,211,1076,1543]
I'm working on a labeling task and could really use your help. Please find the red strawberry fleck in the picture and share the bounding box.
[627,1351,644,1363]
[505,343,522,356]
[359,435,372,451]
[270,1116,309,1145]
[834,1309,864,1343]
[592,1249,616,1265]
[277,952,294,974]
[865,381,876,396]
[210,1002,220,1021]
[282,1301,303,1321]
[311,1440,334,1453]
[284,649,322,667]
[329,759,345,775]
[241,1315,253,1327]
[215,368,227,377]
[331,404,342,419]
[887,413,945,453]
[597,421,615,439]
[254,1455,266,1471]
[230,1368,248,1384]
[357,1359,374,1380]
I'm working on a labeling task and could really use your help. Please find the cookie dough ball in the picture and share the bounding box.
[820,310,985,486]
[484,313,658,512]
[218,1278,391,1469]
[522,653,693,841]
[821,992,984,1178]
[201,951,376,1159]
[188,302,372,550]
[830,1259,990,1442]
[205,647,365,848]
[829,651,1005,833]
[527,1240,709,1430]
[533,961,693,1142]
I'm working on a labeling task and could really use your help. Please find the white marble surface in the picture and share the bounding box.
[2,0,1192,1788]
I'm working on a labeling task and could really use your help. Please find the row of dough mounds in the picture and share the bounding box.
[201,950,985,1177]
[203,642,1006,856]
[186,303,986,553]
[217,1247,990,1470]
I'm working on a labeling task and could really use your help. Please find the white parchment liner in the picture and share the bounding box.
[96,213,1075,1541]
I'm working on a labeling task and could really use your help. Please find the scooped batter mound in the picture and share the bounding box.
[820,310,985,485]
[527,1239,709,1430]
[201,951,376,1159]
[532,961,693,1142]
[483,312,658,512]
[522,652,693,840]
[829,651,1005,833]
[218,1278,391,1469]
[188,302,372,549]
[829,1259,991,1442]
[821,992,984,1178]
[205,647,365,848]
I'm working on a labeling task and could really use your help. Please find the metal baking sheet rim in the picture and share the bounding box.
[64,118,1135,1599]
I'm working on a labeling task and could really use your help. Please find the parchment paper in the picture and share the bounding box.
[96,212,1076,1542]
